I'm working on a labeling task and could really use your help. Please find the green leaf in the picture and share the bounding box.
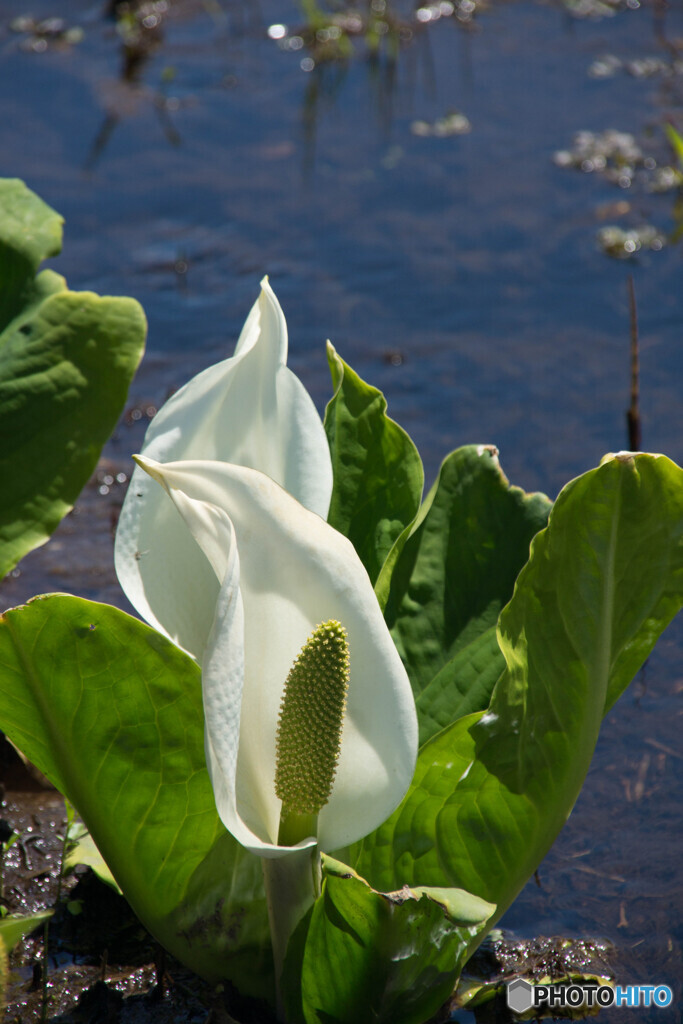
[324,343,424,586]
[664,123,683,172]
[285,855,494,1024]
[0,910,53,954]
[0,596,273,999]
[352,453,683,947]
[0,178,146,578]
[64,818,122,894]
[0,178,63,330]
[0,908,54,1006]
[384,445,550,743]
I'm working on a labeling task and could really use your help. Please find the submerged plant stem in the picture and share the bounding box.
[40,918,49,1024]
[627,274,641,451]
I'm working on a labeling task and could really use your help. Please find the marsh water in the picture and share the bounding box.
[0,0,682,1020]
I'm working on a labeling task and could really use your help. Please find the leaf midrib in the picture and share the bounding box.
[596,477,621,704]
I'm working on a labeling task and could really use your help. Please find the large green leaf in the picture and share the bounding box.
[0,595,273,999]
[0,178,146,578]
[324,343,424,585]
[383,445,550,743]
[352,454,683,947]
[284,856,494,1024]
[0,178,63,329]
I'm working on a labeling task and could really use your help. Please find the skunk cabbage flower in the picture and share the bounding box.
[115,279,417,859]
[115,279,333,661]
[130,455,418,858]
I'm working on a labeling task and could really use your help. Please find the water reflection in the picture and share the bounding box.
[85,1,181,170]
[281,1,480,170]
[263,0,683,249]
[278,1,417,171]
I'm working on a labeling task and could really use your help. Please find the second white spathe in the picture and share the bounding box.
[133,455,419,858]
[115,279,333,661]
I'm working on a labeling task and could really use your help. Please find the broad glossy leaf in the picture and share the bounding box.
[0,596,273,998]
[285,855,494,1024]
[0,178,146,578]
[324,344,424,585]
[353,454,683,948]
[0,178,62,330]
[384,445,550,742]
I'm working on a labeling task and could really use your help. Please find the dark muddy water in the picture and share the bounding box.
[0,0,682,1020]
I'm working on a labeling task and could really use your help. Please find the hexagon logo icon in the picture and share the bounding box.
[507,978,534,1014]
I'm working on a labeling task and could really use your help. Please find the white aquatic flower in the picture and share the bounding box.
[129,456,418,857]
[115,278,333,660]
[115,279,417,858]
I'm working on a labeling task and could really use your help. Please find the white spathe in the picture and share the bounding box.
[133,455,419,858]
[114,279,333,660]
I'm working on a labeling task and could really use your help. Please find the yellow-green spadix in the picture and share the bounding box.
[128,454,418,858]
[275,620,350,845]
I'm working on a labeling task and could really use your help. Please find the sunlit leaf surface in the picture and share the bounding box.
[0,178,146,577]
[284,855,494,1024]
[0,596,273,998]
[324,343,424,586]
[352,454,683,960]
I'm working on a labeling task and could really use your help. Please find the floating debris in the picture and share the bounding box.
[9,15,84,51]
[416,0,478,25]
[561,0,640,20]
[589,54,683,79]
[267,0,483,68]
[597,224,666,259]
[648,164,683,193]
[114,0,170,49]
[411,111,471,137]
[554,129,682,193]
[554,129,642,181]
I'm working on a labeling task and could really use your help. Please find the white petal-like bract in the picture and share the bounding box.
[134,456,418,857]
[115,280,333,660]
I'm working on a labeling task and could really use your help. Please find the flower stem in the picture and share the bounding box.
[262,846,321,1022]
[277,810,317,848]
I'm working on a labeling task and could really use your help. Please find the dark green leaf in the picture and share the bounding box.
[286,855,493,1024]
[324,343,423,586]
[384,445,550,742]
